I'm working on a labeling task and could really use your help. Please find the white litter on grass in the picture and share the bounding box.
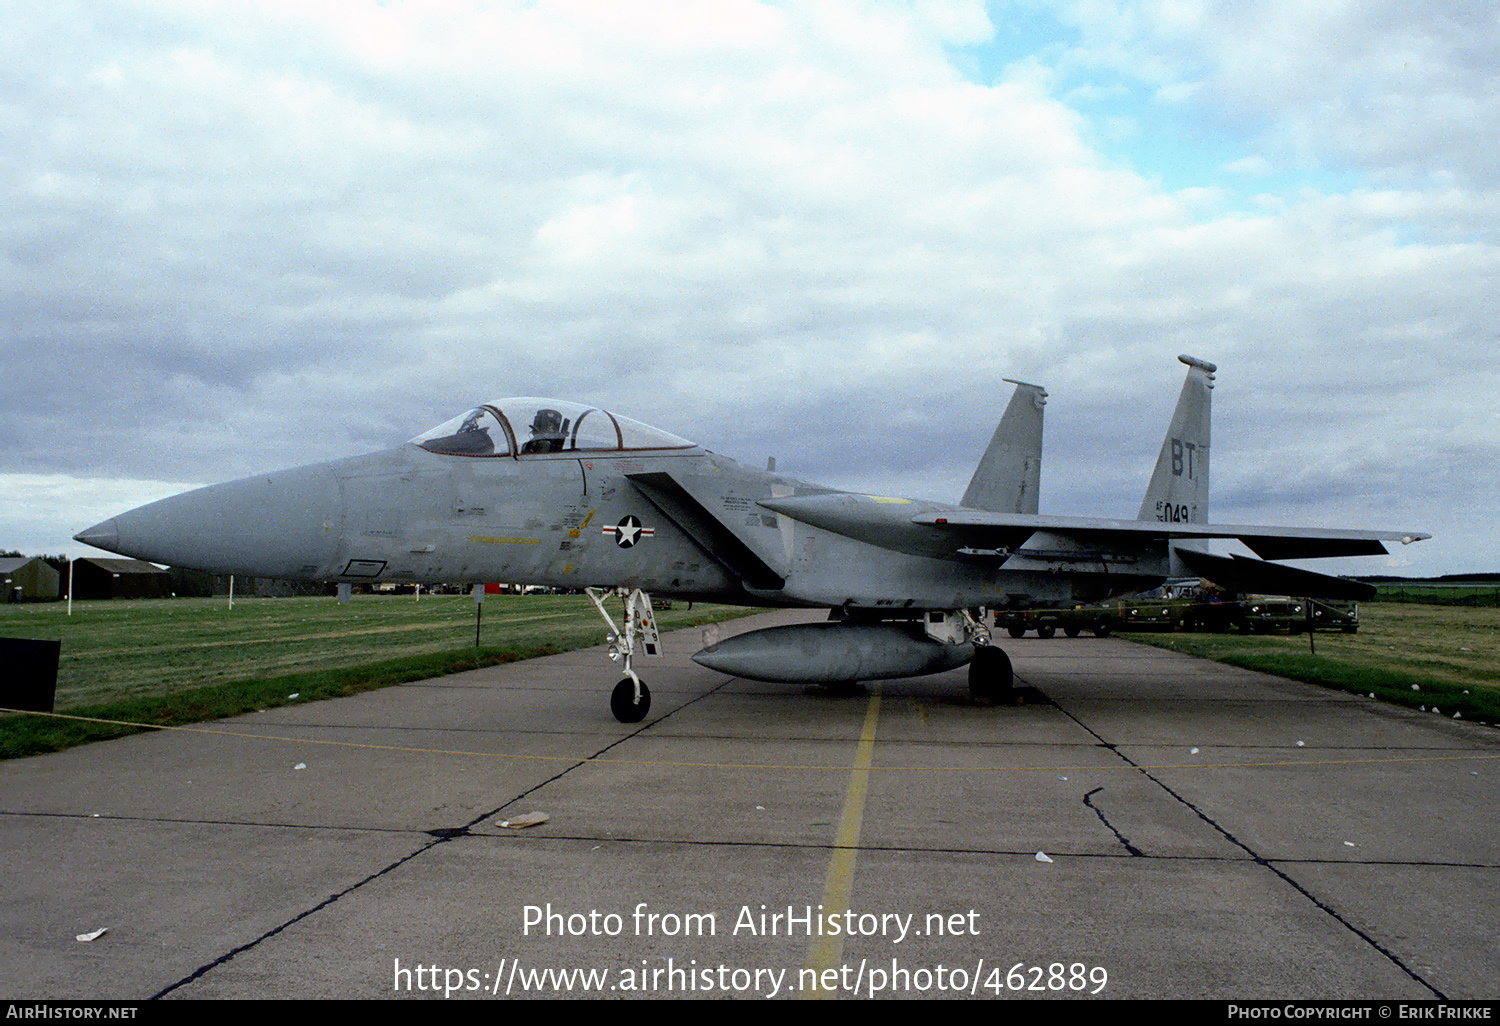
[76,928,107,942]
[1412,685,1420,691]
[1190,748,1199,755]
[294,763,307,770]
[288,693,300,699]
[1454,712,1462,719]
[499,812,550,829]
[1343,841,1356,847]
[1035,851,1053,863]
[756,806,764,810]
[1059,776,1067,781]
[1296,741,1305,747]
[1369,693,1375,698]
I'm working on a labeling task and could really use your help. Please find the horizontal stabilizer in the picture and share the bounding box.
[1174,549,1375,601]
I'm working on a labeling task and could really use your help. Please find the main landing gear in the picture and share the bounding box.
[955,610,1013,705]
[967,645,1014,704]
[587,587,660,723]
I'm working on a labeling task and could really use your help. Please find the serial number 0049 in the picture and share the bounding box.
[1004,963,1107,994]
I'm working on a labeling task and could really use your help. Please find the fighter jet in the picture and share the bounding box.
[75,356,1427,722]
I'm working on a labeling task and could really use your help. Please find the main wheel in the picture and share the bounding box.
[1063,625,1081,638]
[610,677,651,723]
[1007,625,1027,639]
[1036,625,1056,639]
[968,645,1014,704]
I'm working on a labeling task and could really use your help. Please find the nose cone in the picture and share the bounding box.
[74,463,343,579]
[73,518,120,552]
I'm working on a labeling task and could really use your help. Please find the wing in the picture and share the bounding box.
[911,509,1428,600]
[759,495,1424,560]
[910,509,1426,559]
[759,493,1426,600]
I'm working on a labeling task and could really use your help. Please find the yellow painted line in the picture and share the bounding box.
[864,495,910,504]
[805,686,881,998]
[468,535,542,545]
[4,709,1495,773]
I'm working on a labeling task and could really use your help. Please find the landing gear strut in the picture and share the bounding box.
[587,588,661,723]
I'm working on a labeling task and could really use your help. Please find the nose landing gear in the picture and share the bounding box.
[588,587,661,722]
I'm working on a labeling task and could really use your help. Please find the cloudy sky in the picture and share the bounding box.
[4,0,1495,577]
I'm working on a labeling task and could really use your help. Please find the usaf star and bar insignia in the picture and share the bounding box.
[603,515,655,549]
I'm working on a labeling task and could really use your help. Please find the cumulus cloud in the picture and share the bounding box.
[1,0,1493,574]
[1027,0,1500,186]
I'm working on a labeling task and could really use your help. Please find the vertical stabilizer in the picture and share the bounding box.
[1138,355,1215,524]
[961,379,1047,514]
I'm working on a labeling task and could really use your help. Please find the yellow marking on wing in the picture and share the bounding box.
[866,495,911,504]
[469,535,542,545]
[580,509,596,528]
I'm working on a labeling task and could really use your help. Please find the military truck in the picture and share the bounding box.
[1238,596,1359,633]
[995,579,1207,637]
[995,590,1359,637]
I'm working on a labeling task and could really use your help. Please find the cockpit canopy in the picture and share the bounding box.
[410,398,695,457]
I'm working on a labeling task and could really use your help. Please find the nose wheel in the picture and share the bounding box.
[588,587,662,723]
[611,675,651,723]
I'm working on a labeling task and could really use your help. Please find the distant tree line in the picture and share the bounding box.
[2,550,69,566]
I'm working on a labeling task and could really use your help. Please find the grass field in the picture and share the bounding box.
[1124,602,1500,724]
[0,592,757,758]
[1374,583,1500,607]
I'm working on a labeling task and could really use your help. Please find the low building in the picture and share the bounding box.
[71,557,172,600]
[0,556,61,602]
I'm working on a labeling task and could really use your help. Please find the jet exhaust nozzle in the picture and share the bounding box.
[692,622,972,684]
